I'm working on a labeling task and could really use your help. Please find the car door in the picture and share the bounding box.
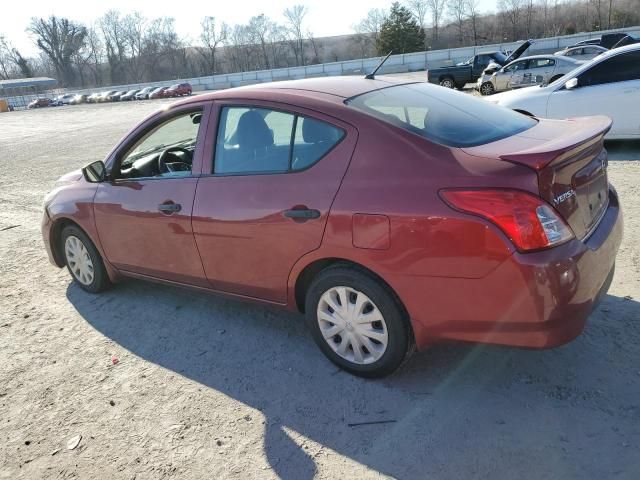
[93,104,211,286]
[192,101,357,303]
[525,58,555,86]
[547,50,640,137]
[500,60,528,90]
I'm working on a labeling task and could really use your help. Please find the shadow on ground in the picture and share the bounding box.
[67,279,640,479]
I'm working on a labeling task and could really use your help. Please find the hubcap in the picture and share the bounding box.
[481,83,494,95]
[64,235,94,286]
[317,286,388,365]
[441,79,453,88]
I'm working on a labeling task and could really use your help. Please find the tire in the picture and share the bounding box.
[60,225,111,293]
[480,81,495,96]
[439,77,455,89]
[305,265,413,378]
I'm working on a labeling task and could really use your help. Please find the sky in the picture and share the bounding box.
[4,0,497,57]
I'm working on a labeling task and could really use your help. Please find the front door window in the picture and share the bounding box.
[118,111,203,179]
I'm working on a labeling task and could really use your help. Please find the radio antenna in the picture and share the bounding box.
[365,51,394,79]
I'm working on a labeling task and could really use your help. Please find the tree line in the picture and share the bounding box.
[0,0,638,88]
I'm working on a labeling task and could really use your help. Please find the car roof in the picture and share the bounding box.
[192,76,410,102]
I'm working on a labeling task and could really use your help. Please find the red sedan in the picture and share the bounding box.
[166,83,192,97]
[41,77,622,377]
[148,86,169,99]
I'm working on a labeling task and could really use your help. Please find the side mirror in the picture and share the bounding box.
[564,77,579,90]
[82,160,107,183]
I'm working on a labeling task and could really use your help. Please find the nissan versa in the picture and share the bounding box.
[41,77,622,377]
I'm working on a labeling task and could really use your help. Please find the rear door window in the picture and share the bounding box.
[214,107,344,174]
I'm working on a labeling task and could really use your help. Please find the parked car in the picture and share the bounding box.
[477,55,581,95]
[565,33,631,51]
[486,43,640,139]
[568,38,602,48]
[427,40,532,88]
[71,94,88,104]
[98,90,118,102]
[135,87,155,100]
[54,94,76,105]
[27,98,54,109]
[42,77,622,377]
[107,91,125,101]
[120,89,140,101]
[165,83,192,97]
[86,92,101,103]
[612,34,640,49]
[149,86,169,99]
[555,45,607,61]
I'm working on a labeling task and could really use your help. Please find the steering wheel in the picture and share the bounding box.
[158,147,192,174]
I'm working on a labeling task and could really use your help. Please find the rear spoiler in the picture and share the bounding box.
[499,116,612,170]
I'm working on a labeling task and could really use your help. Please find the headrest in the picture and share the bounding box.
[237,111,273,149]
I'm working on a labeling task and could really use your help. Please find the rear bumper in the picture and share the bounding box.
[395,187,623,350]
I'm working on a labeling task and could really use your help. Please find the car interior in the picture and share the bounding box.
[117,112,202,179]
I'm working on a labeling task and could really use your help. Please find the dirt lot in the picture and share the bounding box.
[1,99,639,480]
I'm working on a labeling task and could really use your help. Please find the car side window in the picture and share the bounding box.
[504,60,527,73]
[214,107,344,175]
[530,58,555,68]
[292,117,345,170]
[118,110,202,179]
[578,51,640,86]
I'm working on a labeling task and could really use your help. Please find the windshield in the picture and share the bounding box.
[346,83,536,148]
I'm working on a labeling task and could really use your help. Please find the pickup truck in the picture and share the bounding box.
[427,40,532,89]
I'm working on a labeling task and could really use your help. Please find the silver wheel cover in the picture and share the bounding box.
[64,235,95,286]
[317,286,388,365]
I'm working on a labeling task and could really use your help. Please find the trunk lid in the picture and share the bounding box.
[462,116,612,240]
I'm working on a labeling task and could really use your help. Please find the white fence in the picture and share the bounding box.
[5,25,640,107]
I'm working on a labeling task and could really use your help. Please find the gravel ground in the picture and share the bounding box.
[0,99,639,480]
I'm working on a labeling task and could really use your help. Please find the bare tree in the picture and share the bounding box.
[426,0,447,42]
[199,16,228,75]
[466,0,481,45]
[248,14,276,69]
[498,0,524,40]
[353,8,388,53]
[99,10,128,84]
[448,0,468,43]
[0,35,13,79]
[28,16,87,86]
[407,0,429,46]
[283,5,308,66]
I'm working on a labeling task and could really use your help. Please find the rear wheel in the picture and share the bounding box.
[480,81,495,96]
[439,77,455,89]
[305,265,413,378]
[61,225,111,293]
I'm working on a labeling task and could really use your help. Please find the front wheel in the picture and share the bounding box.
[480,81,495,96]
[305,265,413,378]
[439,77,455,89]
[61,225,111,293]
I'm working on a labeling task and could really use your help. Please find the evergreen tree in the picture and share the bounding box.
[376,2,426,55]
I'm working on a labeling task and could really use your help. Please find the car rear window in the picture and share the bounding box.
[345,83,536,148]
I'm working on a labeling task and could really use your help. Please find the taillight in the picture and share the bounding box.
[440,189,574,252]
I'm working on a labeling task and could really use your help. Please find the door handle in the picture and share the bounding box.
[283,207,321,220]
[158,202,182,214]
